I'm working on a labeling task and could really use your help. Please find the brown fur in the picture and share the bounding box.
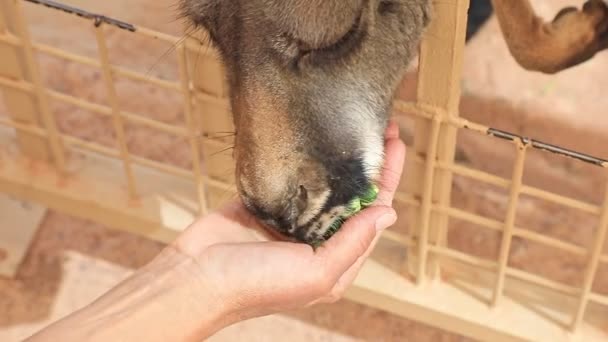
[492,0,608,74]
[177,1,608,245]
[180,0,431,243]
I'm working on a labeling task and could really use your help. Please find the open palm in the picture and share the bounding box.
[171,121,406,323]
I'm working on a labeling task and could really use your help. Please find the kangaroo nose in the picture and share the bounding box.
[240,184,310,234]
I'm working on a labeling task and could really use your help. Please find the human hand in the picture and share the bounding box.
[171,120,406,332]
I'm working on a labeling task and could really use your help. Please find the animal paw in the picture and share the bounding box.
[583,0,608,32]
[547,0,608,71]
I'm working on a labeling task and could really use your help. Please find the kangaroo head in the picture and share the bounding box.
[181,0,430,244]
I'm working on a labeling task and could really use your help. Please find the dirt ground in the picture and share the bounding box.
[1,0,608,341]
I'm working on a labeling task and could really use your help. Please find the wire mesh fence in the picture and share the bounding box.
[1,0,607,339]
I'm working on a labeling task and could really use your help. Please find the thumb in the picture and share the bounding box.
[315,206,397,277]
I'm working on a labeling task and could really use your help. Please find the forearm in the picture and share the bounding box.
[26,247,228,342]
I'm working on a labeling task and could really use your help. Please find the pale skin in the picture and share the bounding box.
[26,121,406,342]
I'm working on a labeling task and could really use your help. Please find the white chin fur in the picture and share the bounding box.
[341,94,385,180]
[305,205,348,239]
[361,133,384,179]
[296,188,330,227]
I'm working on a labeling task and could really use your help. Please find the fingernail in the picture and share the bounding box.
[375,211,397,231]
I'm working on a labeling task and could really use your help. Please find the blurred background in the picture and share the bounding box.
[1,0,607,340]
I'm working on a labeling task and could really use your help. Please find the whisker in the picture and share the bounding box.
[207,145,235,158]
[203,131,237,139]
[145,33,190,77]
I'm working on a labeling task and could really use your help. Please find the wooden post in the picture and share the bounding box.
[0,0,50,161]
[94,24,138,199]
[185,35,236,210]
[492,141,527,305]
[177,44,209,215]
[570,179,608,332]
[406,0,470,281]
[185,36,233,137]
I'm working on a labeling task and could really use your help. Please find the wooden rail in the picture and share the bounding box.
[0,0,607,341]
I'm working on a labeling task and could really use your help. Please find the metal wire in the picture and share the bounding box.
[19,0,608,170]
[23,0,136,32]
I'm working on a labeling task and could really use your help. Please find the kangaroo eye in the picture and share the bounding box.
[378,1,400,15]
[279,9,366,70]
[297,11,363,57]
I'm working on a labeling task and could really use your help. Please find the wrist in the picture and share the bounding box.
[27,246,229,342]
[135,245,231,340]
[111,245,232,341]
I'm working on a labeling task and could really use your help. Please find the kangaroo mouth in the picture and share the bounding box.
[294,184,380,247]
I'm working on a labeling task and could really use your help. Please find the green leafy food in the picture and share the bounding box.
[312,184,380,248]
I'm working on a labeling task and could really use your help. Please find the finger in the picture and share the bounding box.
[314,206,397,281]
[329,204,400,297]
[318,232,384,303]
[334,228,384,288]
[311,207,397,305]
[213,199,283,241]
[329,155,406,292]
[310,125,404,295]
[323,126,404,285]
[375,136,406,207]
[174,200,276,255]
[384,120,400,140]
[174,214,260,255]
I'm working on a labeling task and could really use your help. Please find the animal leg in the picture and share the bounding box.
[492,0,608,73]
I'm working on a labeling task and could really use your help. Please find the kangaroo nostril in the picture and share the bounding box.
[239,181,317,234]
